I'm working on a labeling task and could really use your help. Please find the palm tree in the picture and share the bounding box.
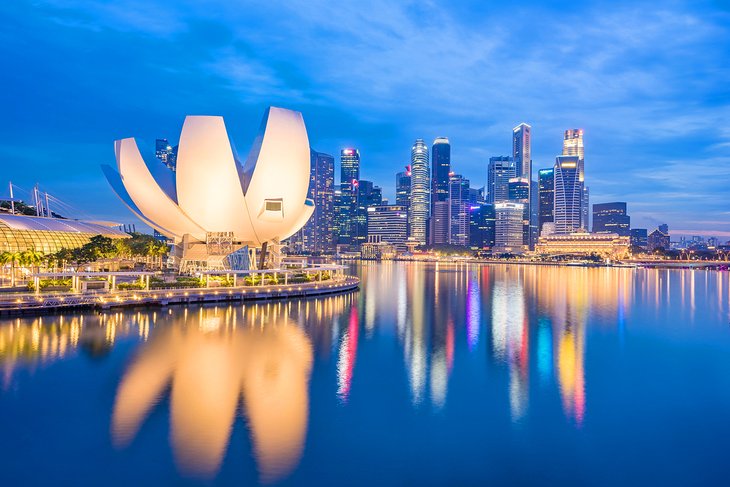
[0,251,22,287]
[21,249,45,280]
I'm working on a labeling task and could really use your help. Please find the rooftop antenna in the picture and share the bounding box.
[8,182,14,215]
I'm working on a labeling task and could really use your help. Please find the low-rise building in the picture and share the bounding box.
[535,231,630,259]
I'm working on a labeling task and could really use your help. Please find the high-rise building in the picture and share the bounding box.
[469,203,496,249]
[592,202,630,236]
[396,166,411,212]
[553,156,582,234]
[630,228,648,250]
[537,168,555,236]
[513,123,532,182]
[155,139,177,170]
[448,174,470,246]
[297,150,335,253]
[355,180,382,246]
[562,129,587,229]
[430,137,451,245]
[409,139,429,245]
[487,156,515,204]
[367,205,408,249]
[336,148,360,246]
[508,177,531,248]
[494,202,525,254]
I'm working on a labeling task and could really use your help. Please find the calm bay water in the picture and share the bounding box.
[1,262,730,486]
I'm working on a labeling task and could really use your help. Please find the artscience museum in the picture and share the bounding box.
[103,107,314,271]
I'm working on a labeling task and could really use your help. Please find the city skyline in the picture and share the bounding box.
[1,1,729,237]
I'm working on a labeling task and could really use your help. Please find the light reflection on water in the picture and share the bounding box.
[1,263,729,485]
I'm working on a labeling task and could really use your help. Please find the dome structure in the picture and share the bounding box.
[103,107,314,248]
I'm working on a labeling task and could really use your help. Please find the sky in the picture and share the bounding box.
[1,0,729,237]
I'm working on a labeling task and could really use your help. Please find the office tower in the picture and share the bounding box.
[337,148,360,246]
[468,187,485,205]
[155,139,177,170]
[396,166,411,211]
[494,202,525,253]
[469,203,496,249]
[592,202,630,236]
[513,123,532,182]
[367,205,408,249]
[430,137,451,245]
[562,129,587,229]
[553,156,582,234]
[630,228,648,250]
[487,156,515,203]
[355,180,382,246]
[409,139,429,245]
[658,223,669,234]
[448,174,470,246]
[296,150,335,253]
[538,168,555,236]
[530,179,539,248]
[508,177,531,248]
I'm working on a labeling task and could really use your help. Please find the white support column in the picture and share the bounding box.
[233,274,237,287]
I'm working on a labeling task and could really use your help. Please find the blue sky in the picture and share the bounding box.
[1,0,729,237]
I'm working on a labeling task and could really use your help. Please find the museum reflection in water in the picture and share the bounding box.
[1,263,728,481]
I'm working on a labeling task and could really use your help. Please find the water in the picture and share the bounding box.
[1,262,730,486]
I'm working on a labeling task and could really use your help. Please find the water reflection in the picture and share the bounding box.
[112,306,314,482]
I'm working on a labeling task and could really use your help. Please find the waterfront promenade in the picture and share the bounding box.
[0,276,360,316]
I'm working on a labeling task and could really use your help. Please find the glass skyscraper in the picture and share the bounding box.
[593,202,630,236]
[430,137,451,245]
[494,202,525,254]
[512,123,532,182]
[553,156,582,234]
[487,156,515,204]
[448,174,470,247]
[469,203,496,249]
[409,139,429,245]
[337,148,360,246]
[538,168,555,235]
[562,129,588,229]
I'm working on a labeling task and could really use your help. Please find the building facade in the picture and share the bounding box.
[469,203,496,249]
[430,137,451,245]
[538,168,554,236]
[562,129,588,230]
[448,174,470,247]
[409,139,429,245]
[291,150,335,253]
[508,177,531,248]
[494,202,525,254]
[487,156,515,204]
[366,205,408,250]
[553,156,582,234]
[535,232,630,259]
[630,228,648,250]
[513,123,532,182]
[592,202,630,236]
[336,148,360,246]
[648,228,670,251]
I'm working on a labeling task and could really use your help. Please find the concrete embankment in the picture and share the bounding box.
[0,277,360,317]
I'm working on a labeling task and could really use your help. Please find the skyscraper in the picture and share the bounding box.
[553,156,582,234]
[469,203,496,249]
[512,123,532,182]
[367,205,408,249]
[508,177,531,247]
[337,148,360,246]
[592,202,630,236]
[155,139,177,170]
[409,139,429,245]
[448,174,470,246]
[538,168,555,235]
[305,150,335,252]
[396,166,411,211]
[630,228,648,250]
[494,202,525,254]
[430,137,451,245]
[356,180,382,246]
[487,156,515,203]
[562,129,588,229]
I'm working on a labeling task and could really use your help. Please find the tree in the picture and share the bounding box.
[0,251,21,287]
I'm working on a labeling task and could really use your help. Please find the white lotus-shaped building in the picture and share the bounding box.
[103,107,314,268]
